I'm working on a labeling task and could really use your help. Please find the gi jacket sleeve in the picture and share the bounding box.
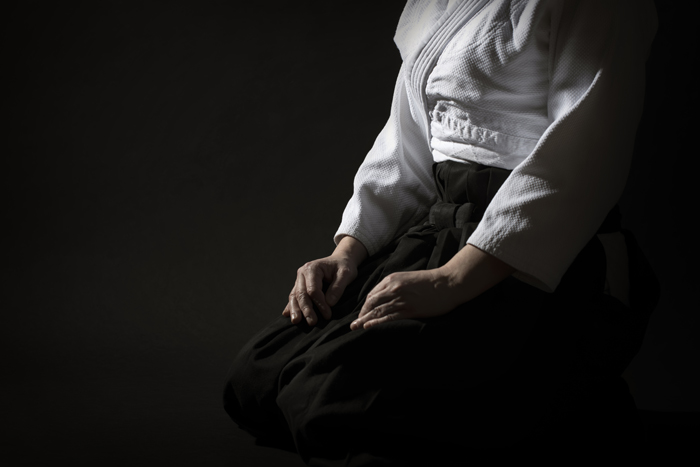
[333,0,451,256]
[466,0,657,293]
[333,60,438,256]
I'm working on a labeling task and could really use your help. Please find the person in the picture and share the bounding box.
[224,0,660,465]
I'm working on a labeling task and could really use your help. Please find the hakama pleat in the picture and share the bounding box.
[223,160,658,466]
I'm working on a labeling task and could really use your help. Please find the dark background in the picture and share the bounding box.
[2,1,697,466]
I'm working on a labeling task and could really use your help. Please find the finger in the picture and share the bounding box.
[351,305,385,331]
[302,264,331,320]
[283,295,295,317]
[359,282,391,317]
[363,312,401,329]
[289,293,302,324]
[325,266,353,307]
[359,293,378,318]
[296,274,318,326]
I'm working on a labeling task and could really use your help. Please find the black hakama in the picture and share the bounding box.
[223,160,659,466]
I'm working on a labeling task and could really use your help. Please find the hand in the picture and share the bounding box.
[282,255,358,326]
[349,244,516,331]
[350,269,459,331]
[282,236,367,326]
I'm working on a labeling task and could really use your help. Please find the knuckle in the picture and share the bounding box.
[337,266,351,276]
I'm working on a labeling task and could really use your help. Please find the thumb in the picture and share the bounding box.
[325,267,353,307]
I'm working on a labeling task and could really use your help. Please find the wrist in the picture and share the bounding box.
[432,264,473,310]
[437,243,515,306]
[332,235,368,267]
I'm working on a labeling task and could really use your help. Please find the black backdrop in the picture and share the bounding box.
[3,1,698,466]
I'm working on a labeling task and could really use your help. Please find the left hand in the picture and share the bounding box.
[350,269,459,331]
[349,244,516,331]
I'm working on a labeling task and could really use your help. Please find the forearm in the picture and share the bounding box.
[332,235,369,267]
[437,243,516,309]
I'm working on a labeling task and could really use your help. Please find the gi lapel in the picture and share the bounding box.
[405,0,490,148]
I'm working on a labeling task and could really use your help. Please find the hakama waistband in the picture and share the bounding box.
[428,159,621,241]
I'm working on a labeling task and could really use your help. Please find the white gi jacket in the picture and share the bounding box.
[334,0,657,294]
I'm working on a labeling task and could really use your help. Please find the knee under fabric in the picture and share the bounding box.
[222,160,658,463]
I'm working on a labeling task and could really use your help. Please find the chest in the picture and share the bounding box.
[425,0,551,106]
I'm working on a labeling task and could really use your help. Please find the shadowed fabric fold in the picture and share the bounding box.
[224,159,654,466]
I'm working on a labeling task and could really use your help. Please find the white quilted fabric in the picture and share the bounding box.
[335,0,657,293]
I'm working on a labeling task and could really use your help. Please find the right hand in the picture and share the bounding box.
[283,236,368,326]
[282,255,357,326]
